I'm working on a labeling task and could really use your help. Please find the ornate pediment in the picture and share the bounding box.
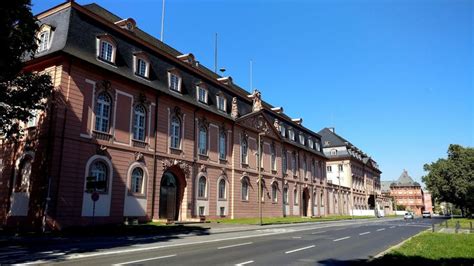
[162,158,191,178]
[236,112,280,140]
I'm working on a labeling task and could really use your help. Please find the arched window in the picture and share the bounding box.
[95,93,112,133]
[283,186,288,204]
[133,105,146,141]
[170,116,181,149]
[272,182,278,203]
[241,178,249,201]
[16,158,32,192]
[198,176,207,198]
[219,131,226,160]
[198,125,207,155]
[241,137,248,164]
[294,188,298,205]
[131,167,144,193]
[218,178,226,200]
[87,160,108,193]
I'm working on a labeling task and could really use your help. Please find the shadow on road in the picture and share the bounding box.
[0,224,210,264]
[319,254,474,266]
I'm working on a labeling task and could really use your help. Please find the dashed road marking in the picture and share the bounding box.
[359,232,370,235]
[312,231,327,234]
[218,242,253,250]
[333,236,351,242]
[113,254,177,265]
[236,260,254,265]
[376,228,386,232]
[285,245,315,254]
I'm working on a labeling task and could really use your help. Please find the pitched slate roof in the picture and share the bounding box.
[318,128,350,148]
[381,181,392,193]
[392,170,420,187]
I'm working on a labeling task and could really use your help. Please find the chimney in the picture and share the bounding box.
[292,118,303,125]
[271,107,284,114]
[329,127,335,133]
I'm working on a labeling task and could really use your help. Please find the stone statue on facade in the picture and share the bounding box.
[231,97,239,119]
[248,89,262,112]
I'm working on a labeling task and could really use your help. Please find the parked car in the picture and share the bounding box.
[404,212,414,220]
[422,211,431,218]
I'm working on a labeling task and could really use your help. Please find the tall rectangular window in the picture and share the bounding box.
[169,73,181,92]
[197,86,208,103]
[219,131,226,160]
[271,144,276,171]
[38,31,49,52]
[99,41,113,62]
[136,58,147,77]
[217,95,226,111]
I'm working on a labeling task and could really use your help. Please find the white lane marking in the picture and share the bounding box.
[292,236,302,239]
[236,260,254,266]
[285,245,315,254]
[312,230,327,234]
[113,254,177,265]
[359,232,371,235]
[376,228,386,232]
[22,218,398,264]
[333,236,351,242]
[217,242,253,250]
[390,226,396,229]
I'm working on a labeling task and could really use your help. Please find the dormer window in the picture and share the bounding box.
[299,134,305,145]
[133,53,150,78]
[281,126,286,137]
[96,35,117,64]
[168,71,182,92]
[197,85,208,104]
[217,94,227,112]
[308,138,314,149]
[37,24,54,53]
[38,31,50,52]
[288,128,295,141]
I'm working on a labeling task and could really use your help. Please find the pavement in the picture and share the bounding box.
[0,217,445,265]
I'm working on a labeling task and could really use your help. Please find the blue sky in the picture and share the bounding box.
[32,0,473,184]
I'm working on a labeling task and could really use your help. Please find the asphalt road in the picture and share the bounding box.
[1,217,443,265]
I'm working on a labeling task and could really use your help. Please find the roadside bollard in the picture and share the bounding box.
[470,222,472,231]
[455,221,460,233]
[432,223,435,232]
[446,221,448,228]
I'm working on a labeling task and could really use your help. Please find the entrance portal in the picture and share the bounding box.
[159,171,180,220]
[302,188,310,217]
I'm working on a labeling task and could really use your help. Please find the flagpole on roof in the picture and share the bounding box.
[160,0,166,42]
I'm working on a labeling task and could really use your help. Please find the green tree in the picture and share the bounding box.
[0,0,53,138]
[422,145,474,216]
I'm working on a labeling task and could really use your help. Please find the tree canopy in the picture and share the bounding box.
[422,144,474,216]
[0,0,53,138]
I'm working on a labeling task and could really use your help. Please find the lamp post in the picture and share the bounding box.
[338,164,342,215]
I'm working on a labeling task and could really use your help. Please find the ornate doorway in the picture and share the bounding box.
[159,171,179,220]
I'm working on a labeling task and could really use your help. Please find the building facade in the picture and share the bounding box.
[0,2,348,230]
[318,128,385,216]
[388,170,425,215]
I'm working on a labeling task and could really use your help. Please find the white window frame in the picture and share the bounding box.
[130,167,144,194]
[26,110,39,128]
[289,128,295,141]
[198,176,207,199]
[219,131,226,160]
[198,125,208,155]
[168,72,182,92]
[197,85,208,104]
[218,178,226,200]
[37,30,50,53]
[94,92,112,133]
[217,95,227,112]
[134,56,150,78]
[270,143,276,171]
[299,134,305,145]
[241,137,248,164]
[241,178,249,201]
[98,39,115,63]
[133,104,146,141]
[327,165,332,173]
[272,183,278,203]
[170,116,181,149]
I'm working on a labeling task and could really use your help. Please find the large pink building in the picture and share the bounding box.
[0,2,347,230]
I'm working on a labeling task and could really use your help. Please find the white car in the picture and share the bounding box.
[404,212,414,220]
[422,211,431,218]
